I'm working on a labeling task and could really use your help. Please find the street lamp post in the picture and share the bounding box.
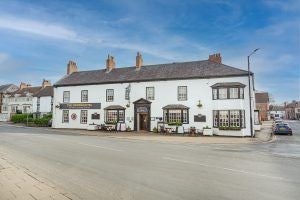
[248,48,259,137]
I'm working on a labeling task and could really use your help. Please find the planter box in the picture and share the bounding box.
[203,128,213,136]
[254,124,261,131]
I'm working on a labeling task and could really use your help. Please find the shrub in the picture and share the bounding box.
[11,114,33,123]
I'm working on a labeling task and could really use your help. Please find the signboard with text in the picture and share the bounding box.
[60,103,101,110]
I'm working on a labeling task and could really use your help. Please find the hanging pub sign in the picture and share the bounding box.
[60,103,101,109]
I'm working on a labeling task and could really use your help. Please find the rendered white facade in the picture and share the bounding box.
[32,96,53,115]
[52,76,255,136]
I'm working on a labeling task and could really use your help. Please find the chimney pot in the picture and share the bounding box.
[106,54,115,72]
[67,60,78,75]
[20,82,30,90]
[42,79,51,88]
[208,53,222,64]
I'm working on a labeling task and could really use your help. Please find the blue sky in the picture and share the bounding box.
[0,0,299,103]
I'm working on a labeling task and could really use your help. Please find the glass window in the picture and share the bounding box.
[105,109,125,123]
[239,88,244,99]
[62,110,69,123]
[63,91,70,103]
[80,110,88,124]
[213,110,245,128]
[230,110,240,127]
[229,88,239,99]
[213,110,219,127]
[146,87,155,100]
[81,90,88,102]
[178,86,187,101]
[218,88,228,99]
[106,89,114,102]
[163,109,189,124]
[212,89,218,100]
[219,110,229,127]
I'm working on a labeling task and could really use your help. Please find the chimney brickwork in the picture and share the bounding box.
[106,55,115,72]
[136,52,143,70]
[208,53,222,64]
[42,79,51,88]
[19,82,30,90]
[67,60,78,75]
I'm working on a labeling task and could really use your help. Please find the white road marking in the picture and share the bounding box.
[162,156,295,182]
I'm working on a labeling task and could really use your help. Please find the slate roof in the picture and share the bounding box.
[55,60,250,87]
[162,104,189,109]
[33,86,54,97]
[269,105,285,111]
[0,84,15,93]
[255,92,269,104]
[10,87,42,97]
[104,105,126,110]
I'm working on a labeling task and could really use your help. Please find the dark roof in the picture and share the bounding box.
[33,86,53,97]
[255,92,269,104]
[0,84,16,93]
[162,104,189,109]
[55,60,250,87]
[285,101,300,108]
[10,87,42,97]
[211,82,246,88]
[104,105,126,110]
[269,105,285,111]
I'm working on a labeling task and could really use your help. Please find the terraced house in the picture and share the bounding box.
[53,53,256,136]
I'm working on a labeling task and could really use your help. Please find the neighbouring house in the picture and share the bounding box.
[285,101,300,120]
[32,80,54,118]
[52,52,256,137]
[0,84,19,121]
[2,80,52,120]
[269,105,285,119]
[255,92,269,121]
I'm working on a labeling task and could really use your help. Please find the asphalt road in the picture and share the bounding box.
[0,121,300,200]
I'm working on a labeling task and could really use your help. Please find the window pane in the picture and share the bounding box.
[213,110,219,127]
[218,88,227,99]
[146,87,155,100]
[219,110,229,127]
[230,110,240,127]
[106,110,118,123]
[106,89,114,102]
[182,109,188,123]
[240,88,244,99]
[119,110,125,122]
[168,109,182,123]
[229,88,239,99]
[178,86,187,101]
[213,89,218,100]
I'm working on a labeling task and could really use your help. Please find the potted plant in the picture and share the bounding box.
[197,100,203,108]
[153,127,158,133]
[126,126,132,132]
[126,103,130,108]
[168,121,182,133]
[203,125,213,136]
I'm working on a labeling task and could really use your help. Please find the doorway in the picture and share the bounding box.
[133,98,152,132]
[139,113,148,131]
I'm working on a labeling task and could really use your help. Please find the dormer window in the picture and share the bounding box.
[211,82,245,100]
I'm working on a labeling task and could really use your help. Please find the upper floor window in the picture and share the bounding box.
[212,83,245,100]
[63,91,70,103]
[81,90,88,102]
[178,86,187,101]
[146,87,155,100]
[106,89,114,102]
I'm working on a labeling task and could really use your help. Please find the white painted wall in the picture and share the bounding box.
[52,76,255,136]
[32,96,52,114]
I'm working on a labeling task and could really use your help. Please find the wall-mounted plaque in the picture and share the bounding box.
[136,107,148,113]
[60,103,101,109]
[194,114,206,122]
[91,113,100,120]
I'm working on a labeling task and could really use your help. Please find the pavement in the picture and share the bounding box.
[0,121,299,200]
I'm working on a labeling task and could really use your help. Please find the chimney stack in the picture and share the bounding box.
[67,60,78,75]
[20,82,30,90]
[136,52,143,70]
[42,79,51,88]
[106,54,115,72]
[208,53,222,64]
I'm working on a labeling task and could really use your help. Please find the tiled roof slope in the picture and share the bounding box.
[55,60,250,87]
[10,87,42,97]
[33,86,54,97]
[0,84,14,93]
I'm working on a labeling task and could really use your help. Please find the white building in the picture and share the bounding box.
[52,53,256,136]
[32,85,54,117]
[2,80,52,119]
[0,84,19,121]
[269,105,285,119]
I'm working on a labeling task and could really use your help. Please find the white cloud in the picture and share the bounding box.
[0,15,85,42]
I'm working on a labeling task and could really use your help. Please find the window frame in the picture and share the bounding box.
[146,87,155,100]
[212,87,245,100]
[213,110,245,129]
[80,110,88,124]
[105,109,125,124]
[163,108,189,124]
[178,86,187,101]
[106,89,114,102]
[63,91,70,103]
[62,110,69,123]
[81,90,88,102]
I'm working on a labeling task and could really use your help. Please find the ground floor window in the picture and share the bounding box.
[105,109,125,123]
[163,109,189,124]
[62,110,69,123]
[80,110,88,124]
[213,110,245,129]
